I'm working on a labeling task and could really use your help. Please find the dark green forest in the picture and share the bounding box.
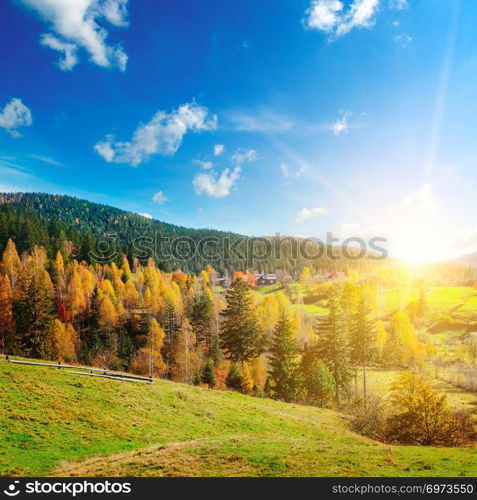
[0,192,381,276]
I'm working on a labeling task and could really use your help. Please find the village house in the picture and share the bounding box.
[324,271,346,282]
[254,273,278,286]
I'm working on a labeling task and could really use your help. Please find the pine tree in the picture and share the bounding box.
[349,287,376,408]
[220,277,263,363]
[315,287,351,406]
[202,358,216,389]
[268,309,301,402]
[13,271,57,360]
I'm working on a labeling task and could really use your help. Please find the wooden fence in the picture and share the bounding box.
[0,355,153,385]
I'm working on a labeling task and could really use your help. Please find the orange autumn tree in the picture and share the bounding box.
[0,274,14,353]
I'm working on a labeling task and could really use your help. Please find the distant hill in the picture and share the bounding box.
[1,359,475,477]
[452,251,477,269]
[0,192,375,275]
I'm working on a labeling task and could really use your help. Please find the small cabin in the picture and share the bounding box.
[217,277,231,288]
[324,271,346,282]
[255,273,277,286]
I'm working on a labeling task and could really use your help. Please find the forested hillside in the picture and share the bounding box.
[0,192,379,276]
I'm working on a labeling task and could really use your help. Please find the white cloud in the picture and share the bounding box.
[19,0,130,71]
[0,98,33,137]
[95,102,218,166]
[139,212,152,219]
[194,159,213,170]
[28,154,63,167]
[303,0,381,37]
[152,191,167,204]
[281,163,306,179]
[193,167,241,198]
[402,184,438,213]
[304,0,343,32]
[214,144,224,156]
[295,207,330,224]
[40,34,78,71]
[332,112,350,135]
[231,148,258,165]
[394,33,412,47]
[227,109,295,133]
[389,0,408,10]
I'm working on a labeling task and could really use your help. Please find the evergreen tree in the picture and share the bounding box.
[349,287,376,408]
[191,290,215,355]
[268,309,301,402]
[225,363,242,390]
[13,271,57,360]
[301,353,335,407]
[315,287,352,405]
[202,358,216,389]
[220,277,263,363]
[192,372,201,386]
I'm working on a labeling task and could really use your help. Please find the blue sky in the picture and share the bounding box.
[1,0,477,261]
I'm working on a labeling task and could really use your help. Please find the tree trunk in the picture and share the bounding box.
[363,362,367,411]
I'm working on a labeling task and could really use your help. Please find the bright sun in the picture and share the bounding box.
[391,238,451,265]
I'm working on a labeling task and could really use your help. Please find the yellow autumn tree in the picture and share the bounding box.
[130,318,167,377]
[170,319,201,383]
[53,319,79,362]
[241,362,255,394]
[1,239,22,297]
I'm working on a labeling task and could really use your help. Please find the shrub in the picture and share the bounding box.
[385,372,475,446]
[349,393,387,441]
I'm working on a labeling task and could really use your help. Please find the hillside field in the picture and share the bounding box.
[1,360,476,477]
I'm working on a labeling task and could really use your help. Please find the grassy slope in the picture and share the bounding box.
[1,362,477,477]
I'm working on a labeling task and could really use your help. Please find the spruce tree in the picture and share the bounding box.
[349,288,376,408]
[13,271,57,360]
[315,287,351,406]
[220,277,263,363]
[192,373,200,385]
[202,358,216,389]
[225,363,242,390]
[268,309,301,402]
[302,357,335,407]
[191,290,215,355]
